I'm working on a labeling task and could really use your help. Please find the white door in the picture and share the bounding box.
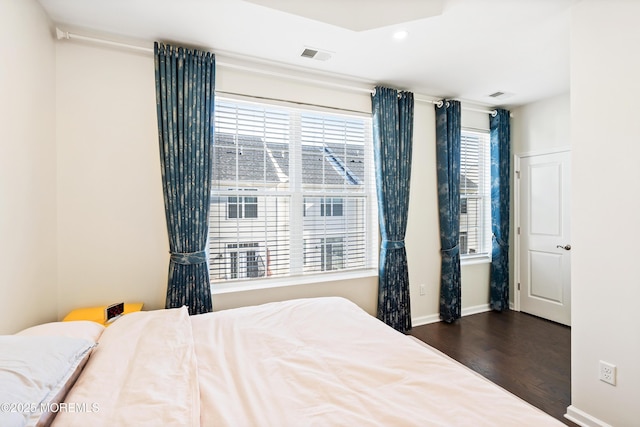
[518,151,571,326]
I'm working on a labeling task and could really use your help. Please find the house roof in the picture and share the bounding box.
[302,144,363,186]
[213,133,364,186]
[213,133,285,183]
[460,174,478,192]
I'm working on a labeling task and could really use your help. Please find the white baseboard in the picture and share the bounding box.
[412,304,491,327]
[565,405,613,427]
[411,314,441,327]
[461,303,490,317]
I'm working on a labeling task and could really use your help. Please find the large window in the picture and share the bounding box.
[209,98,377,283]
[460,129,491,258]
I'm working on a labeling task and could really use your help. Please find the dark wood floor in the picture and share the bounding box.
[410,309,578,426]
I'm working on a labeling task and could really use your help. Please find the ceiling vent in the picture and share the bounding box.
[300,47,332,61]
[301,48,318,58]
[488,91,513,100]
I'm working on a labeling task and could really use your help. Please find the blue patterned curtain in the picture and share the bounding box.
[154,42,215,315]
[489,109,511,311]
[435,100,462,323]
[371,86,414,333]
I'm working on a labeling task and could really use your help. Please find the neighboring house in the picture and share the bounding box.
[459,173,479,255]
[209,132,366,281]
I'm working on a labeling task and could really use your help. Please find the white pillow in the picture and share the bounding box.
[17,321,105,342]
[0,335,96,427]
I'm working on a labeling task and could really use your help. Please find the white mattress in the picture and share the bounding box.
[52,297,566,426]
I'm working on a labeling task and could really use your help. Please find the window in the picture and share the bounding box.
[304,236,346,272]
[460,232,469,254]
[460,129,491,258]
[228,191,258,219]
[227,243,265,279]
[321,197,343,217]
[321,237,344,271]
[304,197,344,217]
[209,98,377,284]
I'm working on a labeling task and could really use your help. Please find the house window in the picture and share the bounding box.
[303,236,346,272]
[460,129,491,258]
[209,98,377,284]
[460,232,469,255]
[321,237,344,271]
[226,242,265,279]
[321,198,343,216]
[228,194,258,219]
[304,197,344,217]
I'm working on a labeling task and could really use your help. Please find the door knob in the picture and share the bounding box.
[556,244,571,251]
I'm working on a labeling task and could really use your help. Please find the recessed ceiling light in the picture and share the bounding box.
[393,30,409,40]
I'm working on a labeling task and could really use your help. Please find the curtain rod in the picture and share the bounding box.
[55,28,500,116]
[56,29,375,95]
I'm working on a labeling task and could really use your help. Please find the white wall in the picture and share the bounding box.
[569,1,640,426]
[511,94,570,155]
[406,101,442,322]
[55,42,169,318]
[0,0,57,334]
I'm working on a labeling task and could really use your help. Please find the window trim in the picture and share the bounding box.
[460,254,492,266]
[210,268,378,295]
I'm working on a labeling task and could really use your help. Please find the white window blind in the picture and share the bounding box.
[209,98,377,283]
[460,129,491,257]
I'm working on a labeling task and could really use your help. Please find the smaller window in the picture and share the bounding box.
[228,196,239,219]
[459,129,491,258]
[321,237,344,271]
[460,232,468,255]
[320,197,344,217]
[332,198,343,216]
[243,196,258,218]
[226,242,265,279]
[227,192,258,219]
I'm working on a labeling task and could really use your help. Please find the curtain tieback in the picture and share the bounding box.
[381,240,405,250]
[440,244,460,257]
[170,251,207,265]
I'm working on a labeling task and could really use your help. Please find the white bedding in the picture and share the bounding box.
[51,307,199,427]
[51,297,565,426]
[192,297,565,427]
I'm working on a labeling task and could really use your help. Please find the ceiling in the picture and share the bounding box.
[37,0,573,107]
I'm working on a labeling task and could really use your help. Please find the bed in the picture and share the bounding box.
[2,297,566,426]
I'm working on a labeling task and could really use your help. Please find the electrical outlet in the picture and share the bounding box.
[419,284,426,296]
[599,361,616,386]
